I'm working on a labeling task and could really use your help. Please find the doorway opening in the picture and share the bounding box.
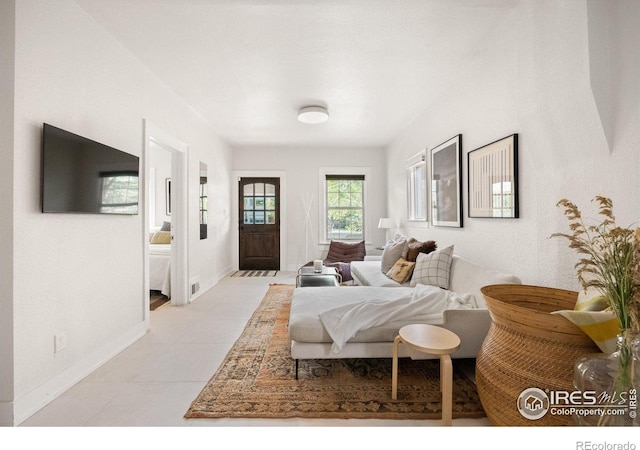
[144,121,189,317]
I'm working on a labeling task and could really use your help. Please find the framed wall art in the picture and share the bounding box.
[468,133,518,218]
[430,134,463,227]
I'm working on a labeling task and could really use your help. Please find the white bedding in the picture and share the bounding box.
[149,244,171,297]
[319,284,476,353]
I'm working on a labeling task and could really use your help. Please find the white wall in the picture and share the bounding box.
[386,0,640,291]
[149,144,172,228]
[232,146,388,270]
[0,0,16,424]
[7,0,232,425]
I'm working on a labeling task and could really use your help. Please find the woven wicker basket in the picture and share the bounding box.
[476,284,601,426]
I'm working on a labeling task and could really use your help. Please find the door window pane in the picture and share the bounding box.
[266,197,276,210]
[242,181,278,226]
[266,211,276,224]
[265,183,275,195]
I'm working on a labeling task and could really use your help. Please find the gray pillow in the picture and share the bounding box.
[381,235,407,273]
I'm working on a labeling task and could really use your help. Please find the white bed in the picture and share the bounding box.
[149,243,171,297]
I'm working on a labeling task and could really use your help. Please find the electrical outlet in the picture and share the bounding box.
[54,333,66,353]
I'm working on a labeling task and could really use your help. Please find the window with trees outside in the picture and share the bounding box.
[325,174,364,241]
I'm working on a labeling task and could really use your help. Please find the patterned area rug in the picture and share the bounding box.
[184,284,485,420]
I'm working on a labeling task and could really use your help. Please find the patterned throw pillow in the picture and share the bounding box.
[386,258,415,283]
[552,287,620,353]
[410,245,454,289]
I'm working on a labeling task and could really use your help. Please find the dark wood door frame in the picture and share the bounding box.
[238,177,281,270]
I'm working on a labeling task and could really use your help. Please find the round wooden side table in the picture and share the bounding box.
[392,324,461,425]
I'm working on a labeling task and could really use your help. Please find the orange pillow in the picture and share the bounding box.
[386,258,415,283]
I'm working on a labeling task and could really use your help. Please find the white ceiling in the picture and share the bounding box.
[74,0,519,148]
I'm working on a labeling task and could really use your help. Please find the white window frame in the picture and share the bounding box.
[406,150,429,227]
[319,167,371,244]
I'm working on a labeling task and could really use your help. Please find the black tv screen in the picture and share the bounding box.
[41,123,140,215]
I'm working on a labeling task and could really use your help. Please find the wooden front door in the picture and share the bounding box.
[238,177,280,270]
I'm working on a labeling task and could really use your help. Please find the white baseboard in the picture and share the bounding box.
[12,321,147,426]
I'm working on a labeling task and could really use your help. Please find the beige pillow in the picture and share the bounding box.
[386,258,416,283]
[381,235,407,273]
[150,230,172,244]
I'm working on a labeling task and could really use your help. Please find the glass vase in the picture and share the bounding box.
[573,331,639,426]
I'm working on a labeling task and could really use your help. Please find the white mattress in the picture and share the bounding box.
[149,243,171,256]
[149,244,171,297]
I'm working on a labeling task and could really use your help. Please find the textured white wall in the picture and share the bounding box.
[10,0,232,423]
[232,146,388,270]
[386,0,640,291]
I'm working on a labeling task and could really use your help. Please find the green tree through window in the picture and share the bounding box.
[326,175,364,240]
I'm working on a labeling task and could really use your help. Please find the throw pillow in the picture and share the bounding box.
[574,287,609,312]
[552,286,619,353]
[325,240,366,263]
[386,258,415,283]
[380,235,407,273]
[150,230,172,244]
[160,221,171,231]
[406,238,438,262]
[410,245,454,289]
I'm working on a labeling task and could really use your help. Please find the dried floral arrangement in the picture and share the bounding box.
[552,196,640,333]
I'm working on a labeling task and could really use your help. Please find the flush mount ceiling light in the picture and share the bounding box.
[297,105,329,124]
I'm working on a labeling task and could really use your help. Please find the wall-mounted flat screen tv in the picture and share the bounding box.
[41,123,140,215]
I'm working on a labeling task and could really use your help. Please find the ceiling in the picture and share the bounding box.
[74,0,519,148]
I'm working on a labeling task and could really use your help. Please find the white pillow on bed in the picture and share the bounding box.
[410,245,454,289]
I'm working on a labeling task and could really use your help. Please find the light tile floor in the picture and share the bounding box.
[22,271,489,428]
[11,273,602,447]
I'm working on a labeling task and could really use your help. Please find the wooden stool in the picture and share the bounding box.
[392,324,461,425]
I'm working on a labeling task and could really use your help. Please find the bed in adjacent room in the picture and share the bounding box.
[149,230,172,298]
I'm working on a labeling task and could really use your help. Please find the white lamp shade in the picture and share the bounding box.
[298,106,329,124]
[378,218,394,229]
